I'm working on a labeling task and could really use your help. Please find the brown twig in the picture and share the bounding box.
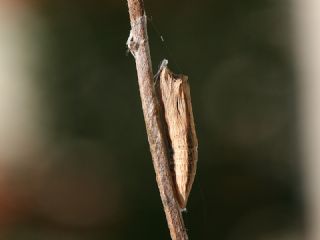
[126,0,189,239]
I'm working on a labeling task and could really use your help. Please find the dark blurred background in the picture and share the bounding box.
[0,0,303,239]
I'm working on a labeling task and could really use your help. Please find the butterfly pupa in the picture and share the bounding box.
[155,60,198,209]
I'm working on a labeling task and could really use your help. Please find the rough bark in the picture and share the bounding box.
[126,0,189,239]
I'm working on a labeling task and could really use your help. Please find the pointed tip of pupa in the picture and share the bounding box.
[176,186,190,209]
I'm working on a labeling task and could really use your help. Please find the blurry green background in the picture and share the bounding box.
[0,0,303,239]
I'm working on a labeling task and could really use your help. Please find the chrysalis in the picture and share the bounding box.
[155,60,198,209]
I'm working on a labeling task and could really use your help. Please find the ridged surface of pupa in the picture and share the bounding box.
[156,65,198,209]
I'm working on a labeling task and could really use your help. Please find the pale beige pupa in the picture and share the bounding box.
[156,61,198,209]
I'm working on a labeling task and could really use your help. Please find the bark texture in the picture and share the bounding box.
[126,0,189,239]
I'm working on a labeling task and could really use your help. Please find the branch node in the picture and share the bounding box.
[126,15,148,57]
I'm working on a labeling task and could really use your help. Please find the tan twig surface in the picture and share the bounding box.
[126,0,189,239]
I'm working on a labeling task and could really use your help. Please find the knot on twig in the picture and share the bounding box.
[126,30,139,57]
[126,15,147,57]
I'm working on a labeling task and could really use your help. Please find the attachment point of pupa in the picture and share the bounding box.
[161,59,168,68]
[154,59,169,80]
